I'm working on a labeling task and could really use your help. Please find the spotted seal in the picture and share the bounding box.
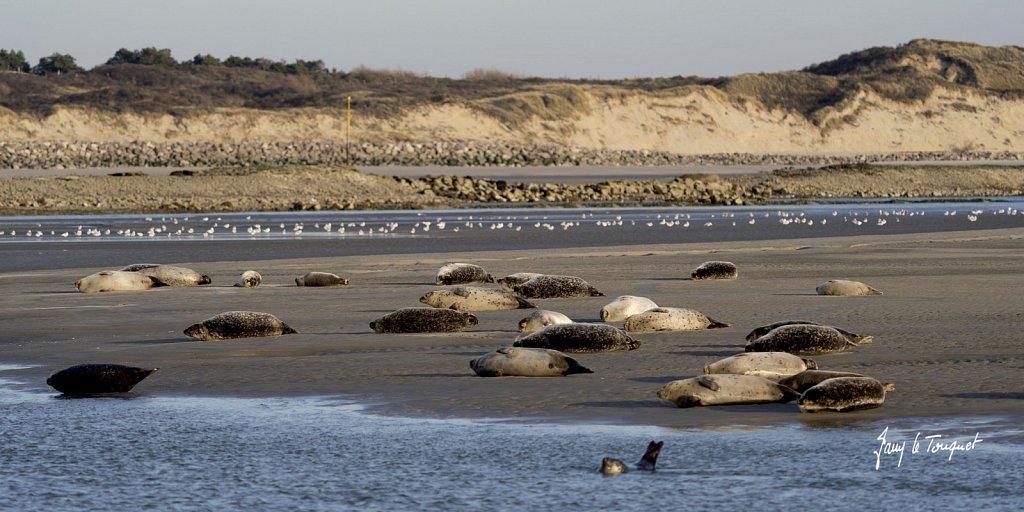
[496,272,544,291]
[184,311,298,341]
[419,286,536,311]
[599,295,658,323]
[370,307,478,333]
[691,261,738,280]
[816,279,882,296]
[600,441,664,476]
[518,310,573,333]
[470,347,594,377]
[703,352,817,381]
[778,370,868,393]
[745,324,865,355]
[295,272,350,287]
[511,275,604,299]
[234,270,262,288]
[75,270,164,293]
[657,374,801,408]
[128,264,211,286]
[513,323,640,353]
[46,364,159,395]
[798,376,894,412]
[435,262,494,285]
[745,321,873,344]
[623,307,729,332]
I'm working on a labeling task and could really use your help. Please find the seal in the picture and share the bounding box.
[623,307,729,332]
[657,374,801,408]
[234,270,262,288]
[419,286,536,311]
[518,309,573,333]
[745,324,865,355]
[295,271,350,287]
[496,272,544,291]
[75,270,164,293]
[513,323,640,353]
[370,307,478,333]
[778,370,868,393]
[691,261,738,280]
[184,311,298,341]
[600,441,664,476]
[816,279,883,296]
[470,346,594,377]
[129,264,212,286]
[511,275,604,299]
[435,262,494,285]
[46,364,159,395]
[744,321,873,343]
[798,376,894,412]
[703,352,817,381]
[599,295,659,323]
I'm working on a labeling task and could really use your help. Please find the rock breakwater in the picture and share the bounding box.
[2,141,1021,170]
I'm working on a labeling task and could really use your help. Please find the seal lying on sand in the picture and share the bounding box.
[470,347,594,377]
[703,352,817,381]
[816,279,883,296]
[234,270,262,288]
[184,311,297,341]
[75,270,164,293]
[127,264,211,286]
[657,375,801,408]
[778,370,867,393]
[295,271,350,287]
[435,262,494,285]
[798,376,894,412]
[46,364,158,395]
[514,323,640,353]
[496,272,544,291]
[745,324,866,355]
[623,307,729,332]
[511,275,604,299]
[600,441,664,476]
[370,307,478,333]
[599,295,658,323]
[518,310,573,333]
[691,261,738,280]
[744,321,873,343]
[420,286,536,311]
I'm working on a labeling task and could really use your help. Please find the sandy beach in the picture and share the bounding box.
[2,224,1022,428]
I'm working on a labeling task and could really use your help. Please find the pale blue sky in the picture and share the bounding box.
[3,0,1022,78]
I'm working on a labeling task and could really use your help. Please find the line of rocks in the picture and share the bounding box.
[403,173,764,206]
[2,141,1022,170]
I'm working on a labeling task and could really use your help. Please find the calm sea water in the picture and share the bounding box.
[1,200,1023,272]
[1,366,1021,511]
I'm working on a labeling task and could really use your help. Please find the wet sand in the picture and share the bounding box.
[2,227,1023,428]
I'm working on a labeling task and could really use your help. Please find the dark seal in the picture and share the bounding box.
[370,307,478,333]
[745,324,863,356]
[511,275,604,299]
[691,261,738,280]
[514,323,640,353]
[46,364,159,396]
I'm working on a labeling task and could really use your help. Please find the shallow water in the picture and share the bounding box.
[1,367,1020,511]
[1,200,1023,272]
